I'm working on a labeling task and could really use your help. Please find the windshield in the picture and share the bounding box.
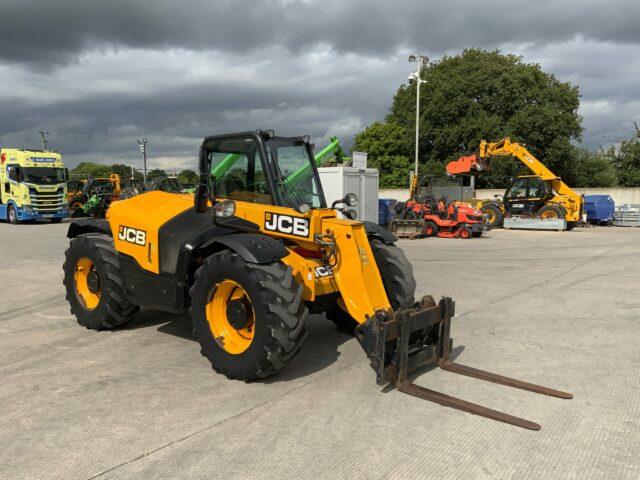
[267,140,324,209]
[23,167,66,185]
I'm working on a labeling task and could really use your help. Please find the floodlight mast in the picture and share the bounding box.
[137,138,148,184]
[38,130,51,151]
[408,55,428,180]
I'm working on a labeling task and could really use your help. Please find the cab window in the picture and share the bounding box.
[528,178,545,198]
[506,178,528,198]
[7,165,22,182]
[208,138,271,204]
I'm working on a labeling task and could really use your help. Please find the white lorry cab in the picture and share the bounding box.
[0,148,68,224]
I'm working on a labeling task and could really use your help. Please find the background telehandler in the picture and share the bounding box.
[446,138,584,230]
[63,130,571,430]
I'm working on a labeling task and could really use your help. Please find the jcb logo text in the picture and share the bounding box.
[264,213,309,237]
[118,226,146,246]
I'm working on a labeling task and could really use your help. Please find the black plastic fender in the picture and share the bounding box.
[363,221,397,244]
[201,233,289,264]
[67,218,112,238]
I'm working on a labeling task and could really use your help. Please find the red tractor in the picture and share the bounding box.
[401,196,484,238]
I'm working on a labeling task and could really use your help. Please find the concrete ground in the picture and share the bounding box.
[1,221,639,479]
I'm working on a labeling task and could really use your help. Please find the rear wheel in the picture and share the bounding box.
[190,250,308,380]
[326,239,416,334]
[63,234,138,330]
[481,203,503,228]
[472,230,482,237]
[8,205,19,224]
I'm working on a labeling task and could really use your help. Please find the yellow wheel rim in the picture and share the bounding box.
[74,257,101,310]
[485,210,496,225]
[540,210,558,219]
[206,279,255,354]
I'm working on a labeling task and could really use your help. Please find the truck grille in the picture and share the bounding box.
[29,187,66,213]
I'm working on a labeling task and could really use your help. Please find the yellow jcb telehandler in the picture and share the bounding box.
[63,130,571,429]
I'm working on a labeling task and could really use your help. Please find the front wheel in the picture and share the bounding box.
[537,204,565,220]
[423,220,438,237]
[325,239,416,334]
[8,205,19,224]
[459,227,472,239]
[190,251,308,380]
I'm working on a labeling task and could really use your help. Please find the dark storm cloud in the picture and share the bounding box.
[0,0,638,167]
[2,0,640,66]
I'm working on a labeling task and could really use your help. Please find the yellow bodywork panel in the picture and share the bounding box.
[107,191,193,274]
[107,192,392,323]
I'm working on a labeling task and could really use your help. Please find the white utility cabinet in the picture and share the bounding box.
[318,166,379,223]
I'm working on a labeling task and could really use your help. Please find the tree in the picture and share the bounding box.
[352,122,413,187]
[110,164,144,182]
[178,169,198,185]
[357,49,583,188]
[71,162,111,178]
[609,126,640,187]
[573,148,618,187]
[146,168,168,182]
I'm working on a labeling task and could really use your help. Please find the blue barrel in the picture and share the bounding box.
[378,199,397,226]
[584,195,615,224]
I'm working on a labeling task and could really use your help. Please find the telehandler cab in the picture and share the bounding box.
[63,130,571,430]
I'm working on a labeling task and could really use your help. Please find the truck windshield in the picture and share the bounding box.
[23,167,66,185]
[267,140,324,209]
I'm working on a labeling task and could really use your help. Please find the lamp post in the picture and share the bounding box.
[408,55,428,180]
[38,130,51,151]
[137,138,148,184]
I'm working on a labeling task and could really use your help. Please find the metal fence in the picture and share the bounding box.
[613,204,640,227]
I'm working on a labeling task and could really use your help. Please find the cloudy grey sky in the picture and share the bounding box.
[1,0,639,171]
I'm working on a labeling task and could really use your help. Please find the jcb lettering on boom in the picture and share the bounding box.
[264,212,309,237]
[118,226,146,245]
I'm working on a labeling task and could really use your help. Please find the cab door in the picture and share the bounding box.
[503,177,530,215]
[504,177,549,216]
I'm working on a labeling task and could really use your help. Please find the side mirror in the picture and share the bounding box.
[194,184,208,213]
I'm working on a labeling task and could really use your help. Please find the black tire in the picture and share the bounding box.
[190,250,308,380]
[325,303,358,335]
[63,233,138,330]
[537,204,564,220]
[459,227,472,239]
[50,218,63,224]
[481,203,503,228]
[472,230,482,237]
[370,239,416,309]
[326,239,416,334]
[566,221,578,231]
[423,220,438,237]
[8,205,19,224]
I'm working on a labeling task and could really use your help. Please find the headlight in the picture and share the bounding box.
[345,193,359,207]
[297,203,311,214]
[23,205,33,212]
[214,200,236,217]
